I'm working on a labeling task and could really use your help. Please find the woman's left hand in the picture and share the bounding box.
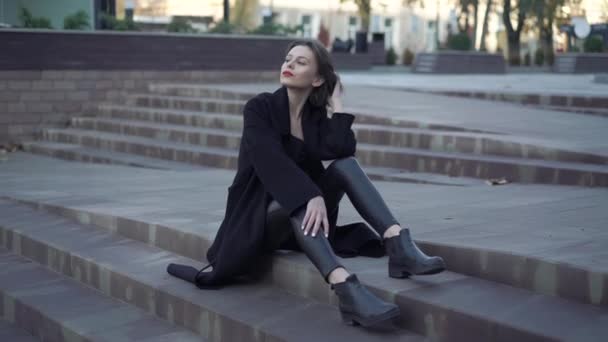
[329,74,344,113]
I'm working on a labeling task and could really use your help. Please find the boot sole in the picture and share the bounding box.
[340,306,401,327]
[388,262,446,278]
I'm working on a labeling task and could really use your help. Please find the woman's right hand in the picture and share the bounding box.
[302,195,329,238]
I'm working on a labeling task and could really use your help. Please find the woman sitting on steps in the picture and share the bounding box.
[167,38,446,328]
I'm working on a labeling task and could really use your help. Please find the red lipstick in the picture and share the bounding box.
[282,70,294,77]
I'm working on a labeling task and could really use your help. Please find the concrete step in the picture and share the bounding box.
[70,117,242,150]
[22,141,207,171]
[127,93,245,116]
[0,199,423,342]
[16,194,606,309]
[0,320,37,342]
[3,197,608,342]
[28,131,474,187]
[40,127,608,187]
[149,83,254,101]
[97,104,244,131]
[73,115,608,166]
[41,128,239,169]
[0,248,202,342]
[100,101,498,135]
[533,105,608,118]
[363,166,484,186]
[355,142,608,187]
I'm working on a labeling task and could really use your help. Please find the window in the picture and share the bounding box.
[371,14,380,32]
[348,16,358,39]
[302,14,312,37]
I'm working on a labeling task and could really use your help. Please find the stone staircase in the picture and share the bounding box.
[5,82,608,341]
[1,188,607,341]
[21,83,608,187]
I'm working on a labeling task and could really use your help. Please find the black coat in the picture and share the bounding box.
[196,85,384,288]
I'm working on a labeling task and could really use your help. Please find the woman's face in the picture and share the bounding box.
[280,45,324,89]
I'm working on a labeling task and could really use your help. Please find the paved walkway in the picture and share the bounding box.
[204,82,608,156]
[341,73,608,97]
[1,152,606,274]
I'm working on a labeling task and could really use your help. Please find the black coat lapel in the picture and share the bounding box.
[270,85,324,140]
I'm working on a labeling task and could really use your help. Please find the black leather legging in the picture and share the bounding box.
[263,156,400,283]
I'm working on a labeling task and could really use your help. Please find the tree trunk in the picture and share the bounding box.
[479,0,492,51]
[502,0,526,65]
[472,0,479,50]
[508,31,521,65]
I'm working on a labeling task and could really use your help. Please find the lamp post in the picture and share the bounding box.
[224,0,229,23]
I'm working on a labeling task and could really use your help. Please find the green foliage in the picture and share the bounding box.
[248,22,303,36]
[209,21,237,34]
[534,47,544,66]
[19,7,53,29]
[100,13,139,31]
[167,17,198,33]
[584,35,604,53]
[447,32,471,51]
[402,48,415,65]
[570,45,580,52]
[385,47,396,65]
[524,51,531,66]
[63,10,90,30]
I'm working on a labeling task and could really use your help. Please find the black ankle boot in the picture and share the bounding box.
[384,228,446,278]
[331,274,400,327]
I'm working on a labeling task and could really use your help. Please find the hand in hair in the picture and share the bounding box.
[329,73,344,113]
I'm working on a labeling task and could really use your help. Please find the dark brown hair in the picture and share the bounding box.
[284,39,344,110]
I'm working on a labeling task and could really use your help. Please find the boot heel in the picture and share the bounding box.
[340,312,360,326]
[388,263,411,278]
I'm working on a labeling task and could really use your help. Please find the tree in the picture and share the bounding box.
[532,0,566,65]
[340,0,371,32]
[19,7,53,29]
[479,0,494,51]
[232,0,258,32]
[167,17,198,33]
[455,0,479,48]
[502,0,534,65]
[63,10,90,30]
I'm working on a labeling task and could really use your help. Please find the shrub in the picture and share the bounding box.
[402,47,414,65]
[209,21,236,34]
[534,48,544,66]
[247,23,303,36]
[168,17,198,33]
[100,13,139,31]
[19,7,52,29]
[584,35,604,53]
[447,32,471,51]
[63,10,90,30]
[386,47,397,65]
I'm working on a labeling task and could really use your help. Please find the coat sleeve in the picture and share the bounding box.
[242,97,323,215]
[317,112,357,161]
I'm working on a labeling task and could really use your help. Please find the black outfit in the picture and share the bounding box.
[167,85,397,289]
[263,135,401,283]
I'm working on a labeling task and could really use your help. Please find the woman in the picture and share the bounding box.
[167,39,446,328]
